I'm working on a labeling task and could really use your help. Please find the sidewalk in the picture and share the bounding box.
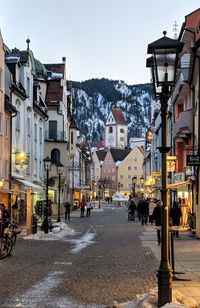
[140,224,200,305]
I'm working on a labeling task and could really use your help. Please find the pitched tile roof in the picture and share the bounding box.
[95,140,105,148]
[96,150,107,161]
[110,148,130,162]
[112,108,126,125]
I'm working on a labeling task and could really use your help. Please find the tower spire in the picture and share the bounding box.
[173,21,179,39]
[26,36,30,50]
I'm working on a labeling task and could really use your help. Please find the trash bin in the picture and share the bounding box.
[32,214,38,234]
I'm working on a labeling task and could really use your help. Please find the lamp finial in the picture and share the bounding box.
[163,31,167,37]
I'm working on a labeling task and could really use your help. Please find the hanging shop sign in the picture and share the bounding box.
[186,155,200,166]
[174,172,185,183]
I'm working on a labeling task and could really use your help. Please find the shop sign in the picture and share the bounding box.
[174,172,185,183]
[186,155,200,166]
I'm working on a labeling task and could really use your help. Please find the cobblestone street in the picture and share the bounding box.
[0,204,158,307]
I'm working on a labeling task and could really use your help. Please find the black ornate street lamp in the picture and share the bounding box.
[140,176,144,196]
[132,176,137,197]
[98,180,102,209]
[43,156,52,233]
[147,31,183,307]
[117,181,120,192]
[56,162,64,223]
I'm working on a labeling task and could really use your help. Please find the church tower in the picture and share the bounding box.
[105,108,128,149]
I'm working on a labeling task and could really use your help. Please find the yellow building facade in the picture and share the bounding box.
[117,146,144,196]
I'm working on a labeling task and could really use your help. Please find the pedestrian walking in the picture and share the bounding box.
[64,201,71,221]
[140,197,149,225]
[80,198,86,218]
[152,200,162,245]
[169,201,182,237]
[149,199,156,224]
[86,199,92,217]
[127,195,136,221]
[137,198,143,220]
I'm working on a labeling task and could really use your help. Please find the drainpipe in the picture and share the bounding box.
[9,87,17,219]
[197,55,200,209]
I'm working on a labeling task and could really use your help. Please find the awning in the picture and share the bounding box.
[167,181,190,189]
[15,179,44,192]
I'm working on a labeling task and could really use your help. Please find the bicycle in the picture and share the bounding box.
[8,221,22,246]
[0,234,12,259]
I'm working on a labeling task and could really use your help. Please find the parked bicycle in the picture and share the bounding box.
[8,221,22,246]
[0,220,22,259]
[0,233,12,259]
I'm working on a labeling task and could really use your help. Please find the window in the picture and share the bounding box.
[5,118,9,137]
[0,69,2,89]
[34,123,37,141]
[16,111,20,131]
[5,160,8,178]
[51,149,60,164]
[49,121,57,140]
[128,166,131,171]
[0,113,2,134]
[27,76,30,96]
[134,157,137,162]
[128,175,131,179]
[120,128,124,133]
[27,118,31,136]
[109,126,113,133]
[120,175,123,179]
[71,131,74,144]
[134,166,137,170]
[39,127,42,144]
[120,137,124,141]
[34,158,37,176]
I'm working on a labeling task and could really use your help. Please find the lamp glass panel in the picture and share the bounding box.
[154,51,176,84]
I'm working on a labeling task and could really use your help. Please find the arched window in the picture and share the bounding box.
[51,149,60,164]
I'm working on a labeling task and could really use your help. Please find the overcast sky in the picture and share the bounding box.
[0,1,199,85]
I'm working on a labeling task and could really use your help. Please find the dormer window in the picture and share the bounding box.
[109,126,113,133]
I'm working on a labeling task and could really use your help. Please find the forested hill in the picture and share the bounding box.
[72,78,153,145]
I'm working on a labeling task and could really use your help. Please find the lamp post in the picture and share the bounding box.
[140,176,144,196]
[147,31,183,306]
[98,180,101,209]
[132,176,137,197]
[43,156,52,234]
[117,182,120,192]
[56,162,64,223]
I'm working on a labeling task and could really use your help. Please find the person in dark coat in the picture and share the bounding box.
[80,198,86,218]
[137,198,143,220]
[169,201,182,237]
[152,200,162,245]
[140,198,149,225]
[127,195,136,221]
[64,201,71,221]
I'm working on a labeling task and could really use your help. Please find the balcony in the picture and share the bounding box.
[174,109,193,140]
[170,53,191,105]
[45,130,65,141]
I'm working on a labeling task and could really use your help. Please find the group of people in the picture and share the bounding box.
[80,199,93,218]
[64,198,93,220]
[127,196,183,245]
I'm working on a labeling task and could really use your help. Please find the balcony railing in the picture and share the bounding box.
[45,130,65,141]
[174,109,193,138]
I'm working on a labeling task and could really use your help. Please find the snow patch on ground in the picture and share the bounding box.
[65,227,96,253]
[113,288,198,308]
[23,222,76,241]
